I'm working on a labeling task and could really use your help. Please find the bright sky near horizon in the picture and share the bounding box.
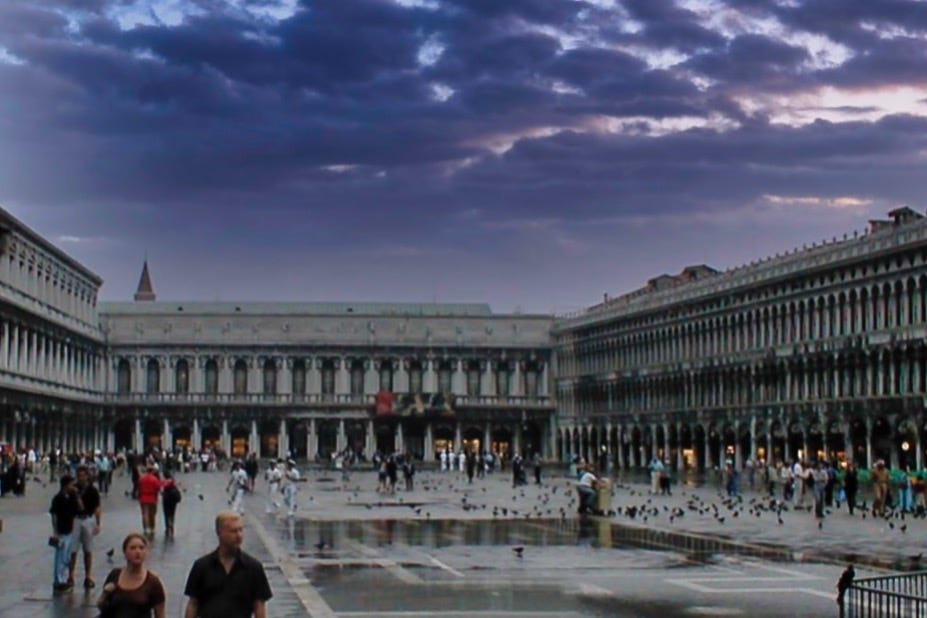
[2,0,927,313]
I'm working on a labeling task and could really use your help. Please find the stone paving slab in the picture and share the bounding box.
[0,470,303,617]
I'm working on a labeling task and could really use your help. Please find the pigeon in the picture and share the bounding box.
[512,546,525,558]
[198,494,204,501]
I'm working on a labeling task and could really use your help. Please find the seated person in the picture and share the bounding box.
[577,466,600,514]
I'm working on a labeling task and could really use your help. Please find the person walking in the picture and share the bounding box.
[843,462,859,515]
[871,460,890,517]
[96,532,166,618]
[227,462,249,514]
[49,474,81,592]
[138,465,162,537]
[70,465,102,589]
[264,460,282,514]
[183,510,272,618]
[161,471,182,538]
[282,460,302,517]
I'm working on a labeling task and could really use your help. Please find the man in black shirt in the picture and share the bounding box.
[70,465,102,589]
[49,474,80,591]
[183,510,272,618]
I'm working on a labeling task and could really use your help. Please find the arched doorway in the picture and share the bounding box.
[707,425,722,469]
[288,421,308,460]
[807,421,824,461]
[143,419,162,451]
[403,418,425,460]
[769,420,785,463]
[463,426,482,454]
[173,425,191,450]
[230,425,249,458]
[787,422,805,462]
[201,425,221,451]
[897,418,917,470]
[522,421,542,458]
[345,420,366,457]
[849,419,868,465]
[826,420,845,463]
[317,420,337,460]
[260,420,279,458]
[872,417,891,464]
[114,419,133,452]
[433,424,454,459]
[374,419,396,454]
[693,425,706,471]
[491,426,512,460]
[630,426,642,468]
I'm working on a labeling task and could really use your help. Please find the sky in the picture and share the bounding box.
[2,0,927,314]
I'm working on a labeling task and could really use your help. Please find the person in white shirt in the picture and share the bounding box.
[577,465,600,514]
[226,462,248,514]
[264,460,282,514]
[283,460,303,517]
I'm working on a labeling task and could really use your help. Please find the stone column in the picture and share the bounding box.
[308,419,318,460]
[193,418,201,452]
[279,418,288,458]
[395,420,404,454]
[279,359,292,397]
[424,423,434,461]
[308,358,322,396]
[865,417,873,469]
[481,361,494,398]
[451,358,466,396]
[454,422,462,453]
[484,423,492,456]
[336,358,350,396]
[134,417,143,453]
[514,424,523,458]
[222,419,230,455]
[337,419,346,452]
[365,420,375,457]
[423,358,437,393]
[703,427,711,471]
[539,362,549,397]
[250,420,259,456]
[163,418,173,452]
[364,360,378,395]
[675,423,685,471]
[394,359,409,394]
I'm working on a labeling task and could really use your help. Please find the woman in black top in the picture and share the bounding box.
[97,532,166,618]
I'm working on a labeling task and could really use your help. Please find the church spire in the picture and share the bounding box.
[134,260,156,302]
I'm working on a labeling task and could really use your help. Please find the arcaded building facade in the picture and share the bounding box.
[102,300,555,461]
[0,210,106,455]
[554,207,927,473]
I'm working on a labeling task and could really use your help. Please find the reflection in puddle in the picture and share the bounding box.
[278,517,652,553]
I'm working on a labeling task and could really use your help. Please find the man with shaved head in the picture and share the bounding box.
[183,510,272,618]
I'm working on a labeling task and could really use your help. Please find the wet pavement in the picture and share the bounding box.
[1,465,920,616]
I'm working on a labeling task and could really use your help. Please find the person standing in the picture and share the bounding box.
[183,511,272,618]
[264,460,282,514]
[138,465,162,537]
[96,532,166,618]
[282,460,302,517]
[70,465,102,589]
[96,452,113,496]
[227,462,249,514]
[533,452,543,486]
[49,474,80,592]
[244,453,259,493]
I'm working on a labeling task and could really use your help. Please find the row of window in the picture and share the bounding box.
[117,357,544,397]
[562,276,927,377]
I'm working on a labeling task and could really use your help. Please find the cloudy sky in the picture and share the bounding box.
[2,0,927,313]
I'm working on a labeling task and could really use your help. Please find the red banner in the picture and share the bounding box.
[375,390,394,416]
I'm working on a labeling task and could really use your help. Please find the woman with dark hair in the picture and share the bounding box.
[96,532,166,618]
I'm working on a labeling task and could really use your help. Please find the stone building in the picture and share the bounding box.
[0,209,106,455]
[554,207,927,473]
[102,297,555,461]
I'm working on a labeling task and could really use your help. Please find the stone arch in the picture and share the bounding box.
[146,358,160,394]
[117,359,132,394]
[897,417,918,470]
[174,358,190,394]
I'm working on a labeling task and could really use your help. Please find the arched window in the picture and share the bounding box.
[291,359,306,396]
[263,358,277,395]
[350,360,364,395]
[233,359,248,395]
[437,360,452,393]
[146,358,160,394]
[117,359,131,394]
[466,361,481,396]
[379,360,393,391]
[495,362,510,398]
[408,360,423,393]
[175,359,189,394]
[205,359,218,395]
[321,360,335,396]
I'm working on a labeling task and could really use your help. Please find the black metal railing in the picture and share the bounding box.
[845,571,927,617]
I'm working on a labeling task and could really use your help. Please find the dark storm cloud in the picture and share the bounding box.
[2,0,927,308]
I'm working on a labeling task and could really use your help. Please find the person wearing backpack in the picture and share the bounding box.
[161,471,182,539]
